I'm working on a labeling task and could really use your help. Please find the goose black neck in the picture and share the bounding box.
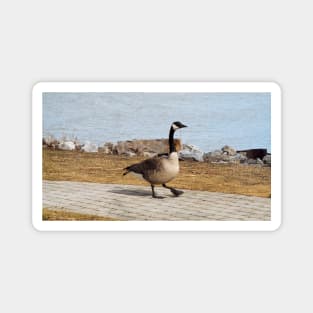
[169,127,175,153]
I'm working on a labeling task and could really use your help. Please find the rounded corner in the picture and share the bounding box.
[32,82,44,95]
[31,216,44,232]
[269,81,282,95]
[269,218,282,232]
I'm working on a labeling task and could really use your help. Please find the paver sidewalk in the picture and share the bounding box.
[43,180,271,221]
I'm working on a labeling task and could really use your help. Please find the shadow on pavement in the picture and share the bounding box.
[108,188,152,197]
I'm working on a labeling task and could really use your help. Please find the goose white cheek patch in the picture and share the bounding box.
[32,82,281,231]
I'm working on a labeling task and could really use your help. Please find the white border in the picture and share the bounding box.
[32,82,281,231]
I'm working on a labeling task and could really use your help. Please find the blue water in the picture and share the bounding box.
[43,92,271,153]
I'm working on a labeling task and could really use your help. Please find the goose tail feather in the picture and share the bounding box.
[123,166,131,176]
[123,164,137,176]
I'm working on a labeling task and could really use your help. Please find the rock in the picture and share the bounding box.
[203,150,225,163]
[247,158,257,164]
[204,148,245,164]
[220,154,232,162]
[228,154,242,164]
[179,144,204,162]
[211,149,222,156]
[72,139,82,151]
[222,145,237,156]
[179,150,204,162]
[182,144,199,151]
[222,154,241,164]
[58,141,76,151]
[99,146,110,154]
[256,158,264,165]
[202,146,270,165]
[43,135,58,147]
[143,151,157,158]
[238,154,248,164]
[105,142,114,153]
[114,139,182,156]
[81,142,98,153]
[75,144,83,151]
[123,151,136,157]
[99,142,114,154]
[263,154,271,165]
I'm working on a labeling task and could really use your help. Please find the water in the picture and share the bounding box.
[43,92,271,152]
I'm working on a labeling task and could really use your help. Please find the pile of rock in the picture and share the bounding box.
[57,141,76,151]
[42,136,182,156]
[43,136,99,152]
[178,145,271,166]
[203,146,271,166]
[203,146,243,164]
[98,142,114,154]
[42,136,271,166]
[42,135,60,150]
[262,154,271,166]
[236,148,271,166]
[81,142,98,153]
[110,139,181,157]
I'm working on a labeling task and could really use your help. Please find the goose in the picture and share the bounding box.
[123,121,187,198]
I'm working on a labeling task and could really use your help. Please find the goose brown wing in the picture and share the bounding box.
[123,157,162,176]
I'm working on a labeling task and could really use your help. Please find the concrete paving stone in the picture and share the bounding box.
[42,181,271,221]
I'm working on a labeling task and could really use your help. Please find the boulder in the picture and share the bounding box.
[179,144,204,162]
[263,154,271,165]
[75,144,83,151]
[113,139,181,156]
[143,151,157,158]
[123,151,136,157]
[179,150,204,162]
[222,145,237,156]
[43,135,58,147]
[247,158,257,164]
[58,141,76,151]
[204,148,250,164]
[203,150,224,163]
[99,142,114,154]
[81,142,98,153]
[256,158,264,165]
[228,154,243,164]
[203,146,271,165]
[238,154,248,164]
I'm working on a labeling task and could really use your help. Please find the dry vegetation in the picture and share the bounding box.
[43,208,116,221]
[43,149,271,198]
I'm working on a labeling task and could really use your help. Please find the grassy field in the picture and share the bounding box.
[43,149,271,198]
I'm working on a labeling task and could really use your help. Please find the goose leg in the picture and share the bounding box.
[151,185,164,199]
[162,184,184,197]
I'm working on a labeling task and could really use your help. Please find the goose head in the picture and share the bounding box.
[171,121,187,131]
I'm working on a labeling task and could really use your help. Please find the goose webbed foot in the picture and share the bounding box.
[162,184,184,197]
[171,188,184,197]
[151,185,164,199]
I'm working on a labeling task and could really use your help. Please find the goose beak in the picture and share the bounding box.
[180,123,187,128]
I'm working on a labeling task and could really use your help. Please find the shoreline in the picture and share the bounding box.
[43,136,271,166]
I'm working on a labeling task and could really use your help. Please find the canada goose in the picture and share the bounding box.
[123,121,187,198]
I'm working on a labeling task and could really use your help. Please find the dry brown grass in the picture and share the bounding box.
[43,149,271,198]
[43,208,116,221]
